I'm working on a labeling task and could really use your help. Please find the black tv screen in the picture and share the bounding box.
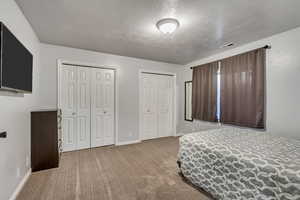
[0,22,33,93]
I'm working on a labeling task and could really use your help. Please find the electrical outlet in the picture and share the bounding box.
[16,168,20,178]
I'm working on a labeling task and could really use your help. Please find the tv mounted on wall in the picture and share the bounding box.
[0,22,33,93]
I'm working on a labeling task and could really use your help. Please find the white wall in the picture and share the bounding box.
[1,2,299,198]
[39,43,181,143]
[0,0,40,200]
[178,27,300,139]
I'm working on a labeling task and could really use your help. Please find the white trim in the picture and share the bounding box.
[173,72,177,138]
[116,140,141,146]
[57,59,118,71]
[138,70,143,141]
[138,69,177,141]
[139,69,176,76]
[114,68,120,146]
[57,59,120,148]
[9,168,31,200]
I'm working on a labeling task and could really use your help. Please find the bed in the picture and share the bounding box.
[178,127,300,200]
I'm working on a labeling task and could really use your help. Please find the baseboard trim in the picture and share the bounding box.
[176,132,185,136]
[9,168,31,200]
[116,140,141,146]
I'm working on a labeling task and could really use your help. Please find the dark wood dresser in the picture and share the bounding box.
[31,109,62,172]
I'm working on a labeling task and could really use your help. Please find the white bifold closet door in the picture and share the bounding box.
[91,68,115,147]
[141,73,174,140]
[76,67,91,149]
[60,65,91,152]
[59,64,115,152]
[141,74,158,140]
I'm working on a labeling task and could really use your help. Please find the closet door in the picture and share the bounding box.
[141,73,158,140]
[76,67,91,150]
[141,73,174,140]
[60,65,77,152]
[91,68,115,147]
[157,75,173,137]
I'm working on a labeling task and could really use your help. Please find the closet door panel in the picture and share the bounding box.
[76,67,91,150]
[91,69,104,147]
[95,115,104,141]
[103,114,114,144]
[60,66,77,116]
[91,68,115,147]
[141,74,158,140]
[61,116,77,152]
[102,70,114,144]
[157,76,173,137]
[103,72,114,113]
[77,116,89,146]
[60,65,77,151]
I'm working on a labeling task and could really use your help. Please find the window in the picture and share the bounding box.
[191,48,266,129]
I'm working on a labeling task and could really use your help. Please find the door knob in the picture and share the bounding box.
[72,112,76,115]
[103,111,107,114]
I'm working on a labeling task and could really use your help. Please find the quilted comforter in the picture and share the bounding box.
[178,127,300,200]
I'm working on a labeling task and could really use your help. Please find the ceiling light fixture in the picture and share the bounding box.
[156,18,180,34]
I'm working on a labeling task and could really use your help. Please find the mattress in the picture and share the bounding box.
[178,127,300,200]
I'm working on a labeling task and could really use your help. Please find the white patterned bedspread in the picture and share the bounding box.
[178,127,300,200]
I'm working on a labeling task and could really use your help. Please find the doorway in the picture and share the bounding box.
[58,62,116,152]
[139,70,176,140]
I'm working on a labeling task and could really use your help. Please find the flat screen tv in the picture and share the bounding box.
[0,22,33,93]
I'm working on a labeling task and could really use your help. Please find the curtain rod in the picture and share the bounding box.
[190,45,271,69]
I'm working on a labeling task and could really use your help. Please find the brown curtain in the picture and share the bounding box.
[220,48,265,129]
[192,62,219,122]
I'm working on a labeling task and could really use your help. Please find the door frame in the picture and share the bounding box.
[57,59,119,149]
[138,69,177,141]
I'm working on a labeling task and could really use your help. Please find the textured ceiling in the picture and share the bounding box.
[15,0,300,64]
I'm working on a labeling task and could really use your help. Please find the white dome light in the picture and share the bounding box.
[156,18,180,34]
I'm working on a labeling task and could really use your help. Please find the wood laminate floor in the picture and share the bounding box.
[17,137,212,200]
